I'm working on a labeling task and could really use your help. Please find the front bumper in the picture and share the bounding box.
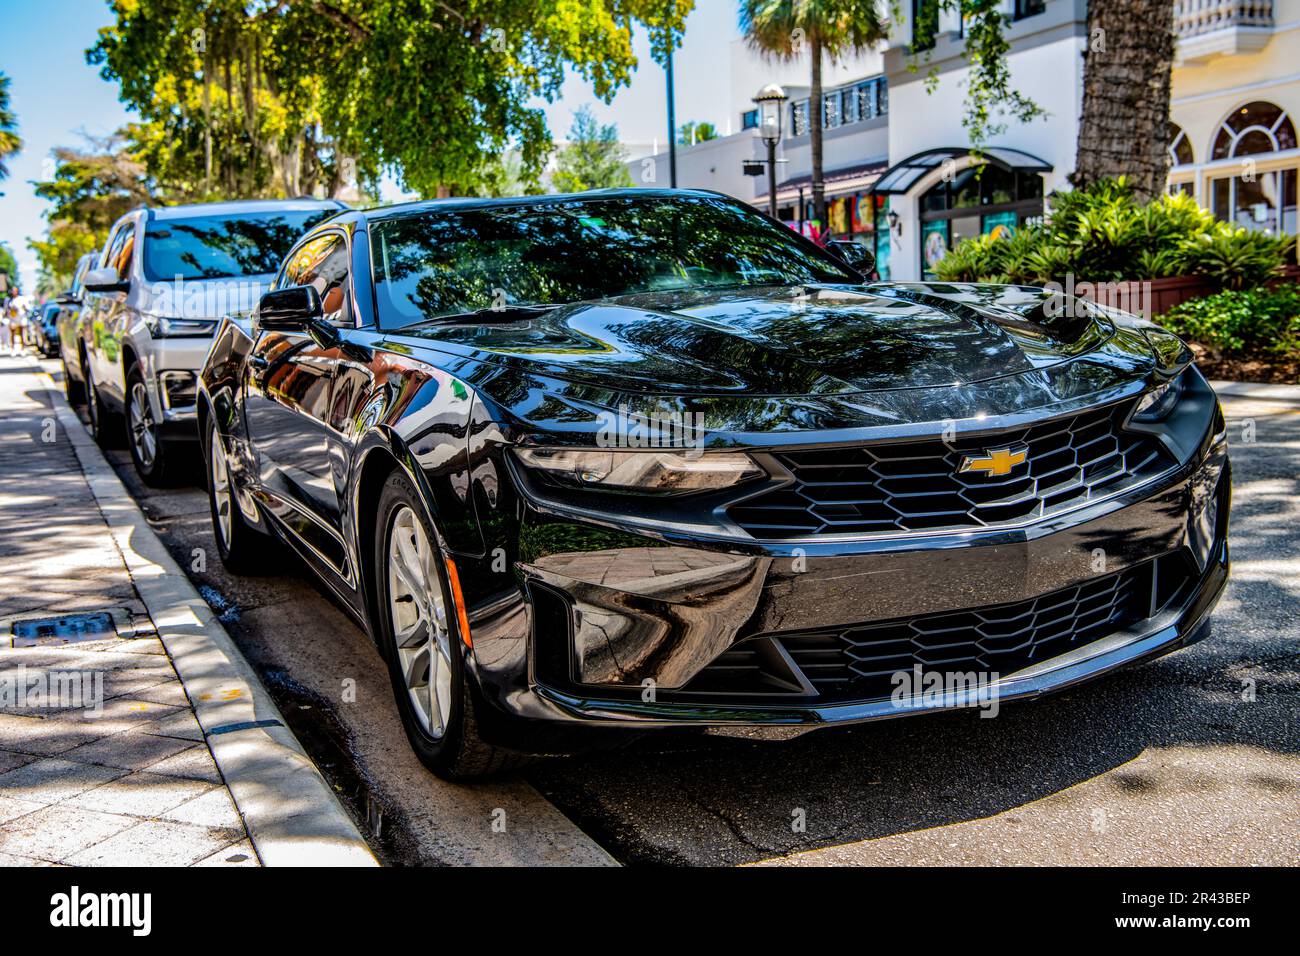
[464,406,1230,736]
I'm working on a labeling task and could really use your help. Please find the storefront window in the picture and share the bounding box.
[873,196,891,281]
[914,165,1047,278]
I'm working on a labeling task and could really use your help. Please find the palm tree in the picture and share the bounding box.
[0,72,22,183]
[1073,0,1175,200]
[739,0,886,233]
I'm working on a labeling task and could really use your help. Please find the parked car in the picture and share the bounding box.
[31,301,62,357]
[198,189,1230,779]
[56,252,98,403]
[81,197,346,484]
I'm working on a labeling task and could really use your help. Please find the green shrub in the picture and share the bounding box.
[1159,285,1300,356]
[935,177,1295,288]
[1175,224,1293,291]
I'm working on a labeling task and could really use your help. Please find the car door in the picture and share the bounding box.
[244,230,355,572]
[88,219,137,403]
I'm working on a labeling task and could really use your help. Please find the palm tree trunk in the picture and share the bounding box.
[1073,0,1175,201]
[810,35,827,235]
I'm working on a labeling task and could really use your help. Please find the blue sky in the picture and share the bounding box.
[0,0,739,293]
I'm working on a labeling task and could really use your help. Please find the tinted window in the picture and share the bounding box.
[101,223,133,277]
[283,233,351,326]
[370,195,858,328]
[142,209,337,282]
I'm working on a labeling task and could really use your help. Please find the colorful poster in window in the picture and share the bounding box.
[828,197,850,236]
[852,194,872,233]
[922,220,949,271]
[874,197,891,280]
[982,210,1017,240]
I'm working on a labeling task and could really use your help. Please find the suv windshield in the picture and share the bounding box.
[142,209,337,282]
[369,195,859,328]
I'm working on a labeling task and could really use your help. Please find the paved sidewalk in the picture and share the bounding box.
[0,355,257,865]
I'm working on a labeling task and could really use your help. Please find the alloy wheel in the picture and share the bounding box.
[209,427,233,549]
[386,505,453,740]
[128,380,157,469]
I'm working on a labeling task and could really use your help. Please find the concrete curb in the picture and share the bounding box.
[37,364,377,867]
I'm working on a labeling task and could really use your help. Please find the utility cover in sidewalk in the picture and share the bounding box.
[11,611,117,647]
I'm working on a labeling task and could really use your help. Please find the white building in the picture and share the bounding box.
[628,0,1300,281]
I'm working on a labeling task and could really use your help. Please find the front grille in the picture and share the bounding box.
[728,402,1172,539]
[682,552,1196,703]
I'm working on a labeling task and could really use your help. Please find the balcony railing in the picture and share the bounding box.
[1174,0,1273,37]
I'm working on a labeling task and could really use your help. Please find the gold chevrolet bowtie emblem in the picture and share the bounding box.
[959,445,1029,477]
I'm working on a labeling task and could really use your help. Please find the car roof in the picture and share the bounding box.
[357,187,729,223]
[145,197,347,221]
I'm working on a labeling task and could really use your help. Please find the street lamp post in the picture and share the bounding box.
[753,84,787,219]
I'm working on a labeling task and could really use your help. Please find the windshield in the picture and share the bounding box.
[369,195,859,328]
[142,209,337,282]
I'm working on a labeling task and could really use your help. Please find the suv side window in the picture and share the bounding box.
[101,222,134,280]
[283,233,351,327]
[100,225,126,270]
[111,225,136,282]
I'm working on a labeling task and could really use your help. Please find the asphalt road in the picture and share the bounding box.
[50,361,1299,866]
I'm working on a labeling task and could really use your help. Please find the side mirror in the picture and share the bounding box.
[83,267,130,294]
[56,290,81,306]
[257,285,323,332]
[827,239,876,277]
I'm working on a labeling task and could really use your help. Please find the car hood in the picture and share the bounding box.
[138,272,275,320]
[394,283,1114,396]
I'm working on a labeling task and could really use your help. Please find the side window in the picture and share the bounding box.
[100,224,130,273]
[113,227,135,281]
[284,233,351,327]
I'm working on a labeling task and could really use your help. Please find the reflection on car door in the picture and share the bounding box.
[89,220,136,400]
[244,231,354,573]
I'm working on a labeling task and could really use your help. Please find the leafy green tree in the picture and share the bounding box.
[678,120,719,145]
[474,151,546,198]
[740,0,887,231]
[551,107,634,193]
[92,0,691,199]
[0,72,21,184]
[0,242,19,299]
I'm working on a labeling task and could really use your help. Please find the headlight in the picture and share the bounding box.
[515,448,762,494]
[1132,371,1186,423]
[143,315,219,338]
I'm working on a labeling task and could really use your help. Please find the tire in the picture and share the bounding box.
[125,366,176,486]
[62,359,86,405]
[374,471,527,780]
[205,417,272,573]
[84,359,121,449]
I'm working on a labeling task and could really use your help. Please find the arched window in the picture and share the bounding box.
[1169,123,1194,167]
[1211,101,1297,160]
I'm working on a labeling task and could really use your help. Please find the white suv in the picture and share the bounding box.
[81,197,345,483]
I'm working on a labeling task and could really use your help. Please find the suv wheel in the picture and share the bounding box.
[374,471,526,779]
[126,367,174,485]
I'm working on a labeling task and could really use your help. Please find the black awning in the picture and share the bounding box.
[871,146,1052,195]
[772,158,888,193]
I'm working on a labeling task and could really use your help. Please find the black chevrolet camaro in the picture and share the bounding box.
[197,189,1230,778]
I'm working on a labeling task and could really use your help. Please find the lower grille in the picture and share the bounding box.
[682,552,1196,702]
[729,401,1172,539]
